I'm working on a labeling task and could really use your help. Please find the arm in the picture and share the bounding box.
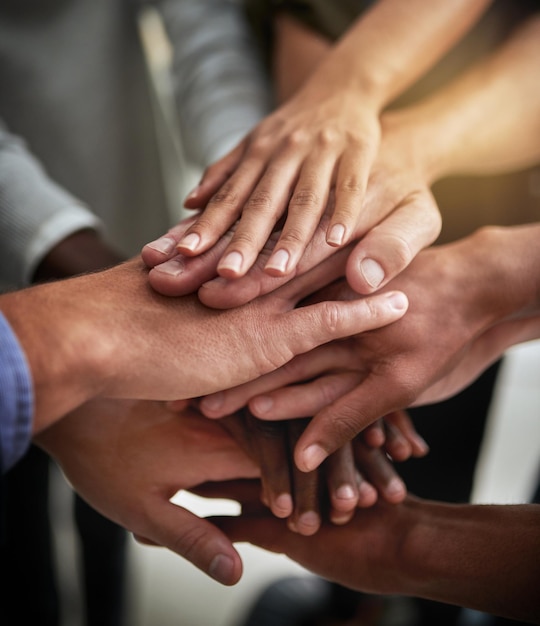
[0,252,407,444]
[174,0,491,277]
[216,488,540,622]
[0,123,102,287]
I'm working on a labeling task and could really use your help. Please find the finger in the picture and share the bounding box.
[142,498,243,585]
[141,216,198,267]
[324,442,360,524]
[381,418,413,462]
[287,419,322,536]
[384,410,429,458]
[249,373,361,421]
[244,412,294,519]
[216,152,304,278]
[183,141,247,210]
[147,230,232,297]
[354,442,407,504]
[346,189,441,294]
[281,291,408,366]
[327,142,375,247]
[198,199,336,309]
[264,147,336,276]
[177,147,270,256]
[294,372,413,472]
[362,419,386,448]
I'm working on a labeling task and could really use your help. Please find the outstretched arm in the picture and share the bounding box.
[215,484,540,623]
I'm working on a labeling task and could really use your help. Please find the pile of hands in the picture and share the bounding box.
[36,32,540,585]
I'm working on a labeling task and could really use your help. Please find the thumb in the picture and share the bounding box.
[142,499,244,586]
[283,291,408,356]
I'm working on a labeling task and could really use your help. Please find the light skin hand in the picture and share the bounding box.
[34,399,258,586]
[0,252,408,433]
[200,226,540,471]
[212,483,540,623]
[169,0,489,281]
[142,121,442,307]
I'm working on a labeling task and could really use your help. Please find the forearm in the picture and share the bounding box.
[295,0,492,110]
[400,500,540,622]
[392,13,540,182]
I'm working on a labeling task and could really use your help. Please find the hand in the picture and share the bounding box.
[207,408,428,534]
[199,227,536,471]
[210,482,540,623]
[142,112,441,306]
[2,253,408,432]
[34,399,258,585]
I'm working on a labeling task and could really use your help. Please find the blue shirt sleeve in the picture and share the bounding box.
[0,312,33,473]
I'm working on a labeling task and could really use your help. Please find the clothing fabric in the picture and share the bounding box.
[0,312,32,474]
[0,0,271,289]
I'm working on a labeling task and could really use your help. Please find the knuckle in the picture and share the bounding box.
[338,175,364,196]
[244,189,274,215]
[318,128,340,148]
[284,129,308,150]
[171,523,211,565]
[278,226,306,246]
[290,189,321,211]
[208,183,240,209]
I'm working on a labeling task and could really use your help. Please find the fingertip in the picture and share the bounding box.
[384,290,408,314]
[295,443,328,473]
[326,223,346,247]
[208,552,243,586]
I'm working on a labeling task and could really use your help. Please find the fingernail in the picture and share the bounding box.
[385,291,408,312]
[251,395,273,415]
[301,444,327,472]
[152,257,185,277]
[297,511,320,535]
[386,478,406,499]
[209,554,235,585]
[185,184,201,202]
[413,434,430,455]
[274,493,293,518]
[265,249,290,274]
[200,277,228,290]
[336,484,356,501]
[331,512,353,525]
[327,223,346,246]
[145,236,177,255]
[360,258,385,288]
[218,251,243,275]
[200,392,224,414]
[177,232,201,252]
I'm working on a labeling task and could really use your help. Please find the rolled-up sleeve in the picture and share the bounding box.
[0,312,33,474]
[0,123,102,287]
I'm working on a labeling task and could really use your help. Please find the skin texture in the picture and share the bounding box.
[172,0,491,279]
[143,12,540,303]
[0,253,407,434]
[199,225,540,471]
[210,482,540,623]
[34,399,258,586]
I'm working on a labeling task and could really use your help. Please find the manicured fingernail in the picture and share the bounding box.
[177,232,201,252]
[185,184,201,202]
[336,484,356,501]
[297,511,320,535]
[145,236,177,255]
[152,258,185,276]
[265,249,290,274]
[327,223,346,246]
[274,493,293,518]
[385,291,408,312]
[251,395,273,415]
[360,258,385,288]
[200,392,224,414]
[413,434,430,455]
[209,554,235,585]
[218,251,243,275]
[301,444,327,471]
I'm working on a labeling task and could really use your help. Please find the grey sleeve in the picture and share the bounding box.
[157,0,273,167]
[0,124,102,287]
